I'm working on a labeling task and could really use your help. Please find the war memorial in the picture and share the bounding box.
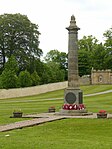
[59,15,92,116]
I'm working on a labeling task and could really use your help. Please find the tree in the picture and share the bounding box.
[44,50,68,70]
[78,50,91,76]
[0,13,42,72]
[1,70,19,89]
[103,27,112,50]
[103,28,112,69]
[92,43,107,70]
[4,55,19,74]
[18,70,32,87]
[78,35,98,52]
[78,35,99,75]
[31,71,40,86]
[41,62,65,84]
[44,49,68,80]
[0,56,19,88]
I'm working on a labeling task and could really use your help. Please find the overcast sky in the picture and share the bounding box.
[0,0,112,55]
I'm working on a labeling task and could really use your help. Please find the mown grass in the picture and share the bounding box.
[0,85,112,125]
[0,85,112,149]
[1,119,112,149]
[81,84,112,94]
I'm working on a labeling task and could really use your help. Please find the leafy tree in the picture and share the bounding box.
[0,56,19,88]
[18,70,32,87]
[78,35,98,52]
[45,50,68,69]
[41,62,65,84]
[31,71,40,86]
[78,35,99,75]
[103,27,112,50]
[27,57,44,77]
[4,55,19,73]
[78,50,91,76]
[103,28,112,69]
[1,70,19,89]
[44,49,68,80]
[0,13,42,72]
[92,43,107,70]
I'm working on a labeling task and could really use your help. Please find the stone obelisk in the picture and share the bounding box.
[59,15,88,115]
[64,15,83,105]
[67,15,80,90]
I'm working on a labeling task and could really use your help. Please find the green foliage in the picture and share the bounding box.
[78,35,99,75]
[45,49,68,69]
[78,32,112,73]
[92,43,107,70]
[0,13,42,72]
[19,70,32,87]
[78,50,91,76]
[1,70,19,89]
[103,27,112,50]
[44,49,68,80]
[31,71,40,86]
[41,62,65,84]
[78,35,98,52]
[4,56,19,73]
[0,56,19,88]
[103,28,112,69]
[0,75,3,88]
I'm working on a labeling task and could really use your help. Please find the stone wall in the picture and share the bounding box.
[91,69,112,84]
[0,82,68,99]
[0,77,91,99]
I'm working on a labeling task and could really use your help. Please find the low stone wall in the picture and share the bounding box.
[0,82,68,99]
[0,77,91,99]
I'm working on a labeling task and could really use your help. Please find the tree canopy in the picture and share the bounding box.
[0,13,42,72]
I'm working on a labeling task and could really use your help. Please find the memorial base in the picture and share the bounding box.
[58,109,93,116]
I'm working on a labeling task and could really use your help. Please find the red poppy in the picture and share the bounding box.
[99,110,106,114]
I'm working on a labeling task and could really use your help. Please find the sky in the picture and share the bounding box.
[0,0,112,55]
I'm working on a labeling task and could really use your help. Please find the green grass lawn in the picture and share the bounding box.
[0,85,112,149]
[1,119,112,149]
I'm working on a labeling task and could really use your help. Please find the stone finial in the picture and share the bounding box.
[71,15,75,20]
[70,15,76,27]
[66,15,80,31]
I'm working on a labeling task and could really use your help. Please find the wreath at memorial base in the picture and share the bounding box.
[62,104,85,110]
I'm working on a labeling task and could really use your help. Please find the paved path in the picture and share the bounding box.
[0,114,65,132]
[84,90,112,97]
[0,113,112,132]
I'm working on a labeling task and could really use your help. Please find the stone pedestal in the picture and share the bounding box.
[64,88,83,104]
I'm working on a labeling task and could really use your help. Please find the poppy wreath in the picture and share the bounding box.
[63,104,69,109]
[78,104,85,110]
[62,104,85,110]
